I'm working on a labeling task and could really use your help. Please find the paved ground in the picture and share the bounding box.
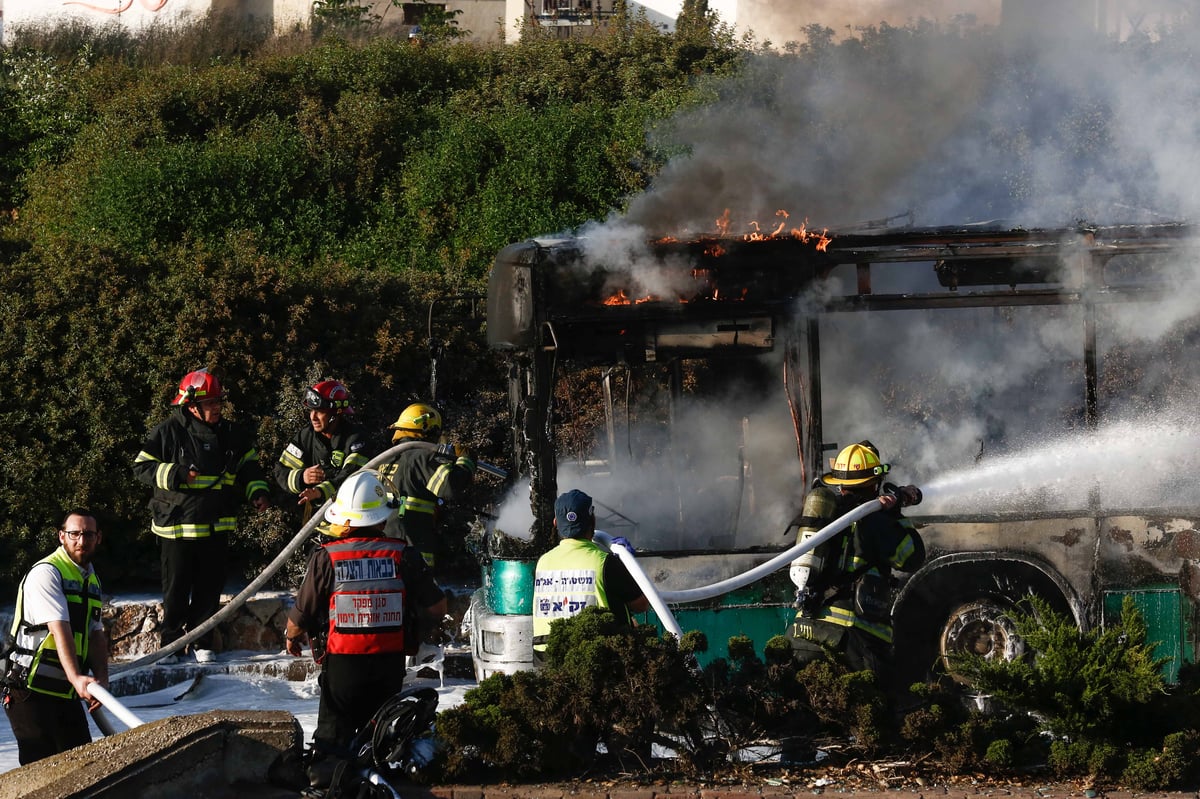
[409,782,1191,799]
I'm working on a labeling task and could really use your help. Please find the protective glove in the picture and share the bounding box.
[610,536,634,552]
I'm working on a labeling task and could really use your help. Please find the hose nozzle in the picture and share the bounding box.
[882,482,922,508]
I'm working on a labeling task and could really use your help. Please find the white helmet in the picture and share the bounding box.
[324,470,397,527]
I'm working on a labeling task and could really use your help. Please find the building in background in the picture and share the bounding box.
[0,0,1190,53]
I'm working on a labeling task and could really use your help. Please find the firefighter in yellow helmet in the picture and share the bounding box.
[375,403,478,567]
[786,440,924,680]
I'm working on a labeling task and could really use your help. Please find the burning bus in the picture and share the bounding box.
[470,218,1200,688]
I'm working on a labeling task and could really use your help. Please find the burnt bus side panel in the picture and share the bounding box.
[487,241,540,350]
[1099,514,1200,676]
[896,513,1199,683]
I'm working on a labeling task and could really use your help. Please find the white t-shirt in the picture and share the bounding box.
[22,561,104,633]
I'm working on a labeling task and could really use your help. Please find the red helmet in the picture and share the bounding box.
[172,368,224,406]
[304,380,354,415]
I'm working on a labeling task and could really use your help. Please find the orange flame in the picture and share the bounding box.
[708,208,832,250]
[602,290,663,305]
[715,209,732,236]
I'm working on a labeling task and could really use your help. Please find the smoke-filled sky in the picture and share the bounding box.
[495,14,1200,547]
[625,15,1200,232]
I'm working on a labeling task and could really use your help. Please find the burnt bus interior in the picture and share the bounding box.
[485,222,1200,678]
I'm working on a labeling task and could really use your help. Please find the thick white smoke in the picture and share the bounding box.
[495,13,1200,549]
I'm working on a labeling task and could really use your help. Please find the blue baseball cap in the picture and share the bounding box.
[554,489,594,538]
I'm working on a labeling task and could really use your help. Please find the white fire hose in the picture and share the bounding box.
[115,440,505,673]
[593,530,684,639]
[657,499,885,603]
[89,683,146,730]
[593,498,888,638]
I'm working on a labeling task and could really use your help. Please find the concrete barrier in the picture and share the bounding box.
[0,710,304,799]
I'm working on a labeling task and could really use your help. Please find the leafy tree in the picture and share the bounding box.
[399,2,467,42]
[312,0,381,34]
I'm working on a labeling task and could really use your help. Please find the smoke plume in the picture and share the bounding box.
[494,12,1200,549]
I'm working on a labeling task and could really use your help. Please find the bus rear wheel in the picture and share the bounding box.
[938,599,1023,684]
[892,555,1078,693]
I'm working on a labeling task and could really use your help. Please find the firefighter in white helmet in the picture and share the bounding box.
[284,469,447,767]
[787,441,924,680]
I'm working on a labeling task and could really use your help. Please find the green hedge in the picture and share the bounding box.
[0,20,741,596]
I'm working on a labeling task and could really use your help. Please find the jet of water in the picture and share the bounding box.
[916,415,1200,515]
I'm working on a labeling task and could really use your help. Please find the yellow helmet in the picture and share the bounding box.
[389,403,442,442]
[821,441,889,486]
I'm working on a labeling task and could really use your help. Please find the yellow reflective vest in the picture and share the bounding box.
[532,538,612,650]
[7,548,103,698]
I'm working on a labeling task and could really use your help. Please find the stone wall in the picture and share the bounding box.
[103,593,292,658]
[102,587,476,658]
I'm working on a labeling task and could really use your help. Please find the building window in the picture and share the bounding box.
[402,2,445,25]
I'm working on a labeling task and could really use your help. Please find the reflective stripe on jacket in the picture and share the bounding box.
[377,449,476,546]
[324,538,408,656]
[792,487,923,644]
[8,548,102,698]
[274,423,371,499]
[132,407,269,539]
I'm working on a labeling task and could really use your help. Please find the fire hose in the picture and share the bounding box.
[592,497,892,639]
[113,442,507,674]
[89,683,146,731]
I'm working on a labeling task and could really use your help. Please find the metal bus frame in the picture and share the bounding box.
[475,222,1199,684]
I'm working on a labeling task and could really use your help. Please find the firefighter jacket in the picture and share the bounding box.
[376,447,476,560]
[133,406,271,539]
[532,538,632,650]
[792,486,925,644]
[5,548,103,699]
[274,421,371,501]
[287,536,445,657]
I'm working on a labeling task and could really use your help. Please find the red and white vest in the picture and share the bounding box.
[324,537,408,655]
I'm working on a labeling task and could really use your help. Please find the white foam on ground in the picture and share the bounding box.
[0,661,474,775]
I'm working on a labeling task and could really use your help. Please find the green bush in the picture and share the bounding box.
[0,21,743,594]
[435,607,706,780]
[956,596,1167,744]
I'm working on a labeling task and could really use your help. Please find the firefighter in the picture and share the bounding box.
[786,441,924,678]
[3,509,109,765]
[283,469,447,760]
[274,379,372,533]
[531,489,649,657]
[132,368,272,664]
[375,403,477,568]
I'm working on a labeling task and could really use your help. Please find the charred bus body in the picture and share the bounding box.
[476,222,1200,685]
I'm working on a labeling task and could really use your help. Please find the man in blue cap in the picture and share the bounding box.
[531,489,649,656]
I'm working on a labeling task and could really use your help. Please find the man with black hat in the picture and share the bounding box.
[531,489,649,656]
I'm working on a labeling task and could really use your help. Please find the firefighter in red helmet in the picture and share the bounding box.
[786,440,924,682]
[132,368,272,664]
[275,379,372,532]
